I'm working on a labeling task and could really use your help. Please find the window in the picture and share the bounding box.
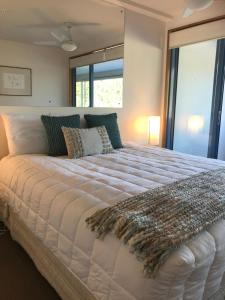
[75,66,90,108]
[71,58,123,108]
[93,59,123,108]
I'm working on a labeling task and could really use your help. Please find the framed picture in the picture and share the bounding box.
[0,66,32,96]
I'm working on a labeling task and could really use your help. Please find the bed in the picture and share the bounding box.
[1,143,225,300]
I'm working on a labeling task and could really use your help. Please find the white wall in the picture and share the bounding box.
[0,40,68,107]
[67,10,165,145]
[122,10,165,143]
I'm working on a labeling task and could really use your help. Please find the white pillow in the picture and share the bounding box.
[2,114,49,155]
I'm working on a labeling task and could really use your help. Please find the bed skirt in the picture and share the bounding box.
[0,203,97,300]
[0,202,225,300]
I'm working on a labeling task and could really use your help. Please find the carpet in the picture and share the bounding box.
[0,222,61,300]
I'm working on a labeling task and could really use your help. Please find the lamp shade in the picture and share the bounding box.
[149,116,160,146]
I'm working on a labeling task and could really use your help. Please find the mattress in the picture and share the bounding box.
[1,143,225,300]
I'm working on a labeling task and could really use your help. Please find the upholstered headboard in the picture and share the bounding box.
[0,115,8,158]
[0,106,122,160]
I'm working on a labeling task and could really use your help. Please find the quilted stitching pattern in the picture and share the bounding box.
[1,143,225,300]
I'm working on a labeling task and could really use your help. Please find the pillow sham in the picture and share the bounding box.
[41,114,80,156]
[2,114,48,155]
[62,126,113,159]
[84,113,123,149]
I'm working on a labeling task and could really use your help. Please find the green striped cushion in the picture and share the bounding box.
[41,115,80,156]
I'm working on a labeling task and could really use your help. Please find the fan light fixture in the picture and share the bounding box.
[61,40,77,52]
[183,0,214,17]
[33,22,81,52]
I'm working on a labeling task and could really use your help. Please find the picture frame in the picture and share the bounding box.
[0,66,32,96]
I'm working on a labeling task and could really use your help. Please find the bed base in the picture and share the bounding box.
[1,203,225,300]
[0,204,96,300]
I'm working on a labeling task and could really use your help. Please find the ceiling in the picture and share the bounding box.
[0,0,124,55]
[0,0,224,54]
[166,0,225,28]
[103,0,225,26]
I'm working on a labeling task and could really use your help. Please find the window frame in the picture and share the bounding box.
[165,48,179,150]
[207,38,225,158]
[163,15,225,148]
[71,58,123,108]
[165,38,225,159]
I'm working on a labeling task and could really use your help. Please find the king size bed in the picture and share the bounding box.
[1,114,225,300]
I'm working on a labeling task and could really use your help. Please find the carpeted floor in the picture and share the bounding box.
[0,222,62,300]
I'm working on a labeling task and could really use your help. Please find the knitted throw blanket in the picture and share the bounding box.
[86,168,225,277]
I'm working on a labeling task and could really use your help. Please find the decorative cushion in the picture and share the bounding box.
[41,115,80,156]
[84,113,123,149]
[2,114,48,155]
[62,126,113,159]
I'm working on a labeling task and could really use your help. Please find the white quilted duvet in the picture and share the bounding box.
[1,144,225,300]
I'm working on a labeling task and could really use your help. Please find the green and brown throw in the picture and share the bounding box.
[86,168,225,277]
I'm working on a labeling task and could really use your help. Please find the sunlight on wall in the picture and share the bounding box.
[134,116,149,139]
[187,115,204,133]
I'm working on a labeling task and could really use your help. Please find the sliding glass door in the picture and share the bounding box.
[166,38,225,159]
[173,40,217,156]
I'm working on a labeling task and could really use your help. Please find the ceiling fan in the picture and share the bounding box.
[34,22,96,52]
[183,0,214,17]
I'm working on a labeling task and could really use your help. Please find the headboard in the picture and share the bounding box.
[0,106,122,160]
[0,115,8,158]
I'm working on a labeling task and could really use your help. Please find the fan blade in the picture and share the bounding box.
[187,0,214,10]
[65,22,100,27]
[183,0,214,17]
[19,22,100,29]
[34,41,59,46]
[51,29,69,43]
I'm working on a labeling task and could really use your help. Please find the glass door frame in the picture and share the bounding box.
[165,38,225,159]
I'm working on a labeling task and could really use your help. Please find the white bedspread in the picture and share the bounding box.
[1,144,225,300]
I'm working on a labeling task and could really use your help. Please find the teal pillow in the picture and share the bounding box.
[41,115,80,156]
[84,113,123,149]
